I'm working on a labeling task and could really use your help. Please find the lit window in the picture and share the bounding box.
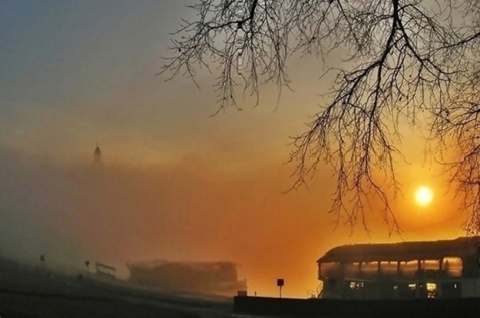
[408,283,416,290]
[426,283,437,292]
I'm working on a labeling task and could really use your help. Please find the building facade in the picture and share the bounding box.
[317,237,480,299]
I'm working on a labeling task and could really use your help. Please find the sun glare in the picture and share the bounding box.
[415,186,434,207]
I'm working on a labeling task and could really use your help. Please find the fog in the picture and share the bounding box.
[0,144,465,298]
[0,0,470,301]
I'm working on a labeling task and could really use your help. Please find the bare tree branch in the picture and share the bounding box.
[161,0,480,234]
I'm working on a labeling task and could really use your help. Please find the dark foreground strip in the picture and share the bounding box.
[0,289,115,302]
[234,296,480,318]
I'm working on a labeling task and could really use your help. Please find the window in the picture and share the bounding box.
[421,260,440,271]
[345,262,361,277]
[319,262,341,278]
[348,281,365,289]
[426,282,438,298]
[380,261,398,275]
[361,262,379,276]
[399,261,418,276]
[442,257,462,277]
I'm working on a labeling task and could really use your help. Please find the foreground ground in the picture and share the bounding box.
[0,259,233,318]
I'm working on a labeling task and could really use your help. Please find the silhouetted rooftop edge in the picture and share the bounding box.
[318,237,480,263]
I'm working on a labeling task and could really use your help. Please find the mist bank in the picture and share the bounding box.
[0,145,465,297]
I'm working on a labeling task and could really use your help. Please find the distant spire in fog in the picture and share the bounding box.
[94,141,102,164]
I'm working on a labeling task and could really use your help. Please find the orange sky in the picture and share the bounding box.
[0,143,466,298]
[0,1,468,298]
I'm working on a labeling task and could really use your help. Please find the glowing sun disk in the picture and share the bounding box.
[415,186,434,207]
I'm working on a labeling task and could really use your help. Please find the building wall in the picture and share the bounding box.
[128,261,247,295]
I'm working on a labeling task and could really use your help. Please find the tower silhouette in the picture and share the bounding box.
[94,142,102,165]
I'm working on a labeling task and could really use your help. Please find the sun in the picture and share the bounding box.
[415,186,434,207]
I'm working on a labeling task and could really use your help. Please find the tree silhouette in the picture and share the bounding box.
[161,0,480,234]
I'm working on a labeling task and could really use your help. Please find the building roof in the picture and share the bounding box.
[317,237,480,263]
[127,259,237,270]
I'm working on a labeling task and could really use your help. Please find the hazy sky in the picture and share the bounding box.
[0,1,467,297]
[0,0,316,163]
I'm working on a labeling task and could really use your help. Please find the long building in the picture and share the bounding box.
[317,237,480,299]
[127,260,247,296]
